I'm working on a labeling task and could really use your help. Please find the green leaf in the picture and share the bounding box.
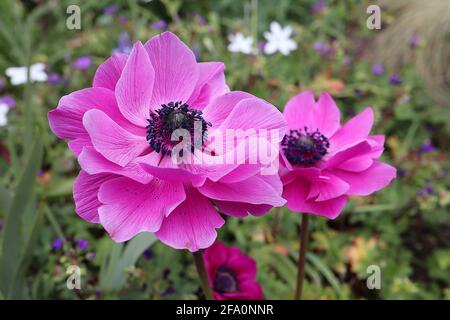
[269,253,297,289]
[99,233,156,292]
[307,253,342,296]
[0,137,43,297]
[45,177,75,198]
[9,202,44,299]
[0,185,12,215]
[120,233,156,268]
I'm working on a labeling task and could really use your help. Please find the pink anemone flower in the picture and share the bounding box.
[48,32,286,251]
[204,241,264,300]
[280,91,396,219]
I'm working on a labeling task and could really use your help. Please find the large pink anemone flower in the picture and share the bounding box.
[204,241,264,300]
[48,32,286,251]
[280,91,396,219]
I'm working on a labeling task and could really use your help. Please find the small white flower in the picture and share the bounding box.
[0,103,9,127]
[263,22,297,55]
[228,33,255,55]
[5,63,48,85]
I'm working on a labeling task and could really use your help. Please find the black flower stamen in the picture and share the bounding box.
[146,101,211,156]
[214,265,239,293]
[282,127,330,166]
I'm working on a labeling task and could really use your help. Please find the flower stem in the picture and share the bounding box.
[192,250,214,300]
[294,214,310,300]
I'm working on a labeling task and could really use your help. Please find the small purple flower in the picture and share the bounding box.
[418,141,435,154]
[313,41,326,53]
[47,73,62,86]
[372,64,384,76]
[195,14,207,25]
[103,4,119,16]
[76,239,89,250]
[0,77,6,90]
[310,0,327,14]
[95,290,102,298]
[0,95,16,108]
[118,15,128,25]
[86,252,96,261]
[192,43,201,60]
[162,269,170,279]
[72,56,92,70]
[63,52,71,62]
[151,20,168,30]
[52,238,64,251]
[313,41,334,58]
[143,248,154,260]
[417,184,434,196]
[389,74,402,85]
[113,32,132,55]
[410,34,419,49]
[162,285,175,296]
[258,41,266,53]
[354,88,363,97]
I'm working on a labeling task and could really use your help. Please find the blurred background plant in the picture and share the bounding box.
[0,0,448,300]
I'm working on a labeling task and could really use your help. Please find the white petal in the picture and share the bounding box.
[264,41,278,55]
[270,21,282,35]
[282,25,293,38]
[0,115,7,126]
[30,63,48,82]
[6,66,27,85]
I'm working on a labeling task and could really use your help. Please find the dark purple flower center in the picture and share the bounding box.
[214,265,239,293]
[282,127,330,166]
[146,101,211,156]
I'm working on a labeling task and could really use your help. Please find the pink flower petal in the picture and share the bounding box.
[198,175,285,207]
[68,138,91,156]
[204,241,228,277]
[325,140,372,169]
[367,135,385,158]
[93,53,128,90]
[73,170,115,223]
[202,91,253,129]
[314,92,340,137]
[332,162,397,196]
[98,177,186,242]
[144,32,199,107]
[283,179,348,219]
[139,156,207,186]
[227,250,258,279]
[218,97,286,133]
[83,109,149,167]
[215,200,272,217]
[329,107,374,152]
[337,156,374,172]
[49,87,135,141]
[334,137,385,172]
[283,91,316,130]
[187,62,229,109]
[155,187,224,252]
[115,42,155,127]
[217,164,262,184]
[78,147,152,184]
[308,173,350,201]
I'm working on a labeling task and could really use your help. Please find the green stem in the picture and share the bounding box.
[294,214,310,300]
[192,250,214,300]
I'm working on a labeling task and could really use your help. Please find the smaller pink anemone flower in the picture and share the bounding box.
[280,91,396,219]
[204,241,264,300]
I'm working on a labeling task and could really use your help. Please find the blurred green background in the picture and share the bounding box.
[0,0,449,300]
